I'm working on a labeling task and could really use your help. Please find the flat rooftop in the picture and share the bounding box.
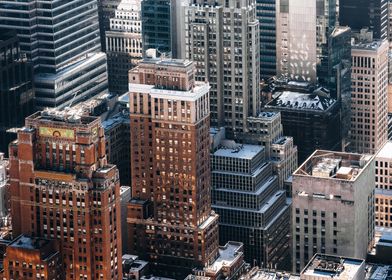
[352,40,386,51]
[266,91,336,112]
[140,58,193,68]
[244,269,300,280]
[366,264,392,280]
[294,150,373,182]
[205,241,243,274]
[213,144,263,160]
[8,235,59,260]
[376,141,392,160]
[257,111,279,119]
[128,82,209,102]
[26,109,99,126]
[302,254,365,279]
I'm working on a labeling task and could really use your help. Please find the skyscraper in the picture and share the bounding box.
[292,150,375,272]
[340,0,388,40]
[9,109,122,279]
[106,0,143,94]
[276,0,317,82]
[317,26,352,149]
[350,39,388,154]
[257,0,278,79]
[0,0,109,109]
[141,0,172,55]
[127,59,219,278]
[181,0,260,137]
[97,0,122,51]
[211,137,291,269]
[0,29,34,155]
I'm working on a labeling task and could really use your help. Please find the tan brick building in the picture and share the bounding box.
[9,110,122,280]
[350,39,389,154]
[375,141,392,228]
[292,150,375,272]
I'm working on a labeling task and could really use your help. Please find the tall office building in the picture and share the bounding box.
[257,0,277,79]
[181,0,260,137]
[97,0,122,51]
[276,0,317,82]
[0,29,34,155]
[292,150,375,272]
[316,0,337,64]
[340,0,388,40]
[141,0,172,55]
[350,39,388,154]
[317,26,352,149]
[0,0,109,109]
[106,0,143,94]
[127,59,219,278]
[9,109,122,279]
[374,141,392,228]
[211,137,291,270]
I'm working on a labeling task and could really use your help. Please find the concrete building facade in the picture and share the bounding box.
[292,150,375,272]
[181,0,260,137]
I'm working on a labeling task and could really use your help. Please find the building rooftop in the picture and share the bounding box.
[366,264,392,280]
[26,109,100,126]
[242,268,300,280]
[213,143,263,160]
[266,91,336,112]
[257,111,279,119]
[141,58,193,68]
[294,150,373,182]
[128,82,209,102]
[204,241,244,275]
[301,254,365,279]
[376,141,392,160]
[352,40,386,51]
[8,235,59,261]
[102,112,130,131]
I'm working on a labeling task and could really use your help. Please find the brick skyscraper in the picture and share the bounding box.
[127,59,219,278]
[9,110,122,280]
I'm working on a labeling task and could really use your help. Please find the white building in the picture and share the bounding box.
[350,39,389,154]
[276,0,317,82]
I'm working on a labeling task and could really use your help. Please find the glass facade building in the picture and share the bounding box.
[141,0,171,55]
[257,0,277,79]
[0,29,34,155]
[340,0,388,40]
[0,0,108,109]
